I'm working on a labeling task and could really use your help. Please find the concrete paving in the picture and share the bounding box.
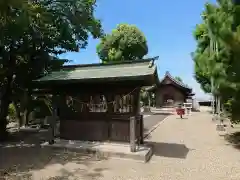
[41,139,153,163]
[143,114,168,134]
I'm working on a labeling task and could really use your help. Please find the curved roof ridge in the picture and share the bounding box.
[162,71,191,90]
[62,56,160,69]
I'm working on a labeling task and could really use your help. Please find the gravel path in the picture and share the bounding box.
[2,111,240,180]
[84,112,240,180]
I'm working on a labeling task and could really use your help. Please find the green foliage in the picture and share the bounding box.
[8,103,16,121]
[0,0,103,138]
[97,24,148,63]
[193,0,240,123]
[175,76,183,83]
[0,0,103,89]
[140,89,148,106]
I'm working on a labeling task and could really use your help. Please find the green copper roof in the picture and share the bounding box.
[34,57,158,83]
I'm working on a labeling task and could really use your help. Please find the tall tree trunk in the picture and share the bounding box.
[13,91,30,127]
[13,101,21,127]
[214,95,217,114]
[0,49,17,140]
[0,81,12,141]
[24,109,30,126]
[0,101,10,141]
[22,92,30,126]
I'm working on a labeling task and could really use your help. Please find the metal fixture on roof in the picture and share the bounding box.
[148,60,154,68]
[148,56,159,68]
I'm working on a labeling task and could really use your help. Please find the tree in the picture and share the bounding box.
[0,0,103,140]
[192,23,214,94]
[12,56,68,127]
[175,76,183,83]
[97,24,148,63]
[193,0,240,123]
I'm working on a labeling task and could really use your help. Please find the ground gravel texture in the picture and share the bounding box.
[1,111,240,180]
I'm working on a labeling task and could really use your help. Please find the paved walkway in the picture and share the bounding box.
[143,114,168,135]
[3,111,240,180]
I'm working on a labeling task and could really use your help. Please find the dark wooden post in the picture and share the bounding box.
[132,88,142,148]
[133,88,141,115]
[107,93,114,113]
[106,93,114,140]
[130,116,136,152]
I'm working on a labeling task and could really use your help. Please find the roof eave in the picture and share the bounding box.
[33,73,156,85]
[160,71,191,90]
[61,56,159,70]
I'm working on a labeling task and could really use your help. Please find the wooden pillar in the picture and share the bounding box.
[133,88,141,115]
[130,116,136,152]
[106,93,114,139]
[132,88,143,146]
[107,93,114,113]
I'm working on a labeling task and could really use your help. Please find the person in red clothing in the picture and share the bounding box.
[176,103,185,119]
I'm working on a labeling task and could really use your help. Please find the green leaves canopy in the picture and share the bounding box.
[0,0,103,139]
[0,0,103,87]
[193,0,240,123]
[97,24,148,63]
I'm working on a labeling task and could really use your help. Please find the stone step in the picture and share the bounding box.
[41,139,153,163]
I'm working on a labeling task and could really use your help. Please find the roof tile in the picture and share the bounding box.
[34,58,158,83]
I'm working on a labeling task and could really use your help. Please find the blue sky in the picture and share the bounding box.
[59,0,216,100]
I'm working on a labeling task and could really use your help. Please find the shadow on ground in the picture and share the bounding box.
[146,141,191,159]
[224,132,240,150]
[0,130,108,180]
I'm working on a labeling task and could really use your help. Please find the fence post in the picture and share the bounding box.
[130,116,136,152]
